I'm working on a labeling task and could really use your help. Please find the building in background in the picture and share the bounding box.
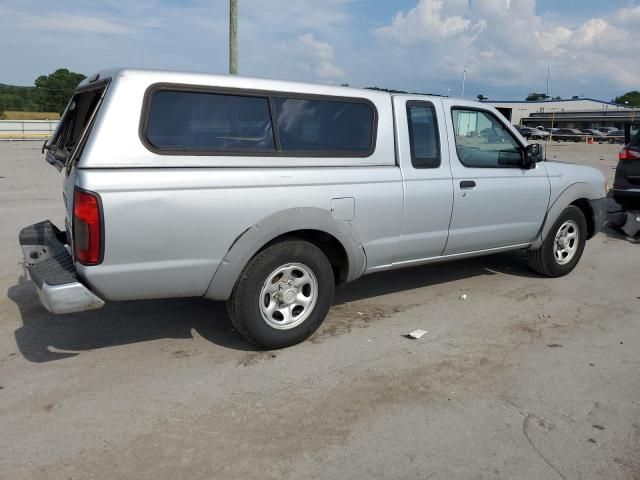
[486,98,636,129]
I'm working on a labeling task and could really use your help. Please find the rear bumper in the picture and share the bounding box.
[19,221,105,314]
[612,186,640,209]
[589,197,607,235]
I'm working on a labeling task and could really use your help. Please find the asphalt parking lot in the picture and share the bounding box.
[0,141,638,480]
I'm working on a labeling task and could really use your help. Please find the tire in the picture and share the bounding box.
[528,206,587,277]
[227,239,335,349]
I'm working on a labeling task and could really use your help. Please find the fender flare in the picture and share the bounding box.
[204,207,366,300]
[530,182,600,249]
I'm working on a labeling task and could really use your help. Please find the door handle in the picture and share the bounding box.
[460,180,476,189]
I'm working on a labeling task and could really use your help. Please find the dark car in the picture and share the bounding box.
[552,128,586,142]
[595,127,615,134]
[612,130,640,209]
[605,130,625,144]
[581,129,605,137]
[519,127,549,140]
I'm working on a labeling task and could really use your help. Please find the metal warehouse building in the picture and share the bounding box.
[487,98,637,130]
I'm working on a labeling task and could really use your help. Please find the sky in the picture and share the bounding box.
[0,0,638,101]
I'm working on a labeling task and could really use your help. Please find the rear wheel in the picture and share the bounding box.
[528,206,587,277]
[227,240,335,349]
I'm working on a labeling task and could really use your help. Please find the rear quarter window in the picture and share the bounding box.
[406,100,440,169]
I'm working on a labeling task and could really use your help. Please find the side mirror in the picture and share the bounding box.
[524,143,542,168]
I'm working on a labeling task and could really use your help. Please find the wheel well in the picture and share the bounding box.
[263,230,349,284]
[571,198,595,238]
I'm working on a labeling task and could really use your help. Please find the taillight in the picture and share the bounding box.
[619,148,640,161]
[73,188,102,265]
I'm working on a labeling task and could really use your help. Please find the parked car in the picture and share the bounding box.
[605,130,625,144]
[581,129,605,138]
[544,127,559,134]
[552,128,587,142]
[612,130,640,209]
[519,127,550,140]
[19,69,607,349]
[594,127,616,134]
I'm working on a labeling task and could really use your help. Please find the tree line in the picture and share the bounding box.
[0,69,86,118]
[1,69,639,119]
[519,91,640,105]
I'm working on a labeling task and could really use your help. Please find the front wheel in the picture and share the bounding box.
[227,240,335,349]
[528,206,587,277]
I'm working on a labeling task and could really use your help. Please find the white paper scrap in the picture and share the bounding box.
[407,329,429,339]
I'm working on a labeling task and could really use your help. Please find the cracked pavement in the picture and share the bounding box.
[0,141,638,479]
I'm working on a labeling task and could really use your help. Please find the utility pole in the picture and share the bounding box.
[229,0,238,75]
[546,66,550,98]
[461,69,466,100]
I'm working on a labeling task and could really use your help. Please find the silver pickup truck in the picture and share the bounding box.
[19,69,606,348]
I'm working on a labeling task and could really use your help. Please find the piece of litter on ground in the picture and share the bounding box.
[547,343,563,348]
[460,294,467,300]
[539,313,551,319]
[356,311,364,315]
[406,329,429,339]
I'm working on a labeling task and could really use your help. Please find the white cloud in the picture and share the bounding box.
[0,0,637,100]
[296,34,344,80]
[375,0,477,45]
[612,5,640,26]
[373,0,638,95]
[18,13,132,35]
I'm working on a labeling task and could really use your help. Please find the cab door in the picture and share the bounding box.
[391,96,454,266]
[442,101,550,255]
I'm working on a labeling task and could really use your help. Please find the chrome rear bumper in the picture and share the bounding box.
[19,221,104,314]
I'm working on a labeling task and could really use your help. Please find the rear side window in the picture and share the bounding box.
[272,97,374,154]
[142,85,376,157]
[406,101,440,168]
[145,90,275,152]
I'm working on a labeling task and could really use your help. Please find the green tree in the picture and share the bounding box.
[34,69,86,113]
[613,91,640,107]
[526,92,550,101]
[0,86,40,111]
[0,97,5,119]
